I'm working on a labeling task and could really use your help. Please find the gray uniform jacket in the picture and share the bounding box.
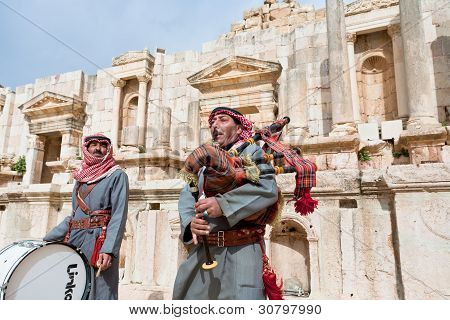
[44,169,129,300]
[172,143,278,300]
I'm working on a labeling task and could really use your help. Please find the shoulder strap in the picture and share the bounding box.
[76,182,99,215]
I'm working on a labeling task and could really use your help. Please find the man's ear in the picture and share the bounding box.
[237,125,243,135]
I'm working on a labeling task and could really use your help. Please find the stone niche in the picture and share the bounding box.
[187,56,282,144]
[355,31,399,125]
[19,91,86,184]
[268,213,320,299]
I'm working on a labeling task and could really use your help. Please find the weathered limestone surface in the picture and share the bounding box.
[0,0,449,300]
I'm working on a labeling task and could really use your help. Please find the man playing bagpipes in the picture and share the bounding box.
[44,133,129,300]
[173,107,285,300]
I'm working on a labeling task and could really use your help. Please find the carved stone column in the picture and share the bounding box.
[187,101,200,152]
[346,33,361,123]
[60,130,81,160]
[152,107,171,150]
[387,24,409,121]
[136,74,151,148]
[398,0,446,164]
[0,89,15,154]
[326,0,356,136]
[399,0,440,130]
[111,78,126,152]
[22,135,46,185]
[284,68,309,145]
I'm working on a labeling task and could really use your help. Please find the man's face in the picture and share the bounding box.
[210,114,242,148]
[87,140,108,158]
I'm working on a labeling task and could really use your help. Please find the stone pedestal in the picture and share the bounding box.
[301,135,360,171]
[399,128,447,165]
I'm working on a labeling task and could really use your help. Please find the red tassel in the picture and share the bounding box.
[259,240,283,300]
[262,254,284,300]
[294,189,318,216]
[90,227,106,267]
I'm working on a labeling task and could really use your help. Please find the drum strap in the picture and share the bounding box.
[64,182,107,243]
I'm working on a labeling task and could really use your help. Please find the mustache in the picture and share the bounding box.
[212,129,224,139]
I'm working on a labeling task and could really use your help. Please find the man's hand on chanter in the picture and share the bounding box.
[190,213,210,245]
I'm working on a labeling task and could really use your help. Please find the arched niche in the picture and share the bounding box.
[118,92,139,147]
[268,213,320,298]
[356,49,398,125]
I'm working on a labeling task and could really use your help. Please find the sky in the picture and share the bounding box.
[0,0,336,89]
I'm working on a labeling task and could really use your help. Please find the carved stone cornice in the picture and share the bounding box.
[112,50,155,67]
[19,91,86,135]
[345,0,399,17]
[112,78,126,88]
[187,56,282,93]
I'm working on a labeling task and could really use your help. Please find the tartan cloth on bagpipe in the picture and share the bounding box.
[181,143,251,197]
[181,142,280,225]
[258,125,318,215]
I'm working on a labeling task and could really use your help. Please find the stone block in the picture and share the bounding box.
[381,119,403,140]
[270,7,292,20]
[327,152,358,170]
[441,145,450,164]
[276,45,291,57]
[245,16,262,29]
[122,126,139,146]
[410,145,442,164]
[231,21,245,32]
[358,123,380,141]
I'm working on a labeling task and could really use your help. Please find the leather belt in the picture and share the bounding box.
[199,226,265,247]
[70,212,111,230]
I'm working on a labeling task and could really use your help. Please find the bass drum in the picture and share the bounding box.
[0,240,92,300]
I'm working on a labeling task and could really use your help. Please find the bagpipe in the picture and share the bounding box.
[181,116,318,215]
[180,116,318,299]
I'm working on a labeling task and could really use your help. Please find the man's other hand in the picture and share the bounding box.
[195,197,223,218]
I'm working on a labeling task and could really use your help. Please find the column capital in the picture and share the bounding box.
[387,24,401,38]
[137,74,152,83]
[111,78,126,88]
[346,33,357,43]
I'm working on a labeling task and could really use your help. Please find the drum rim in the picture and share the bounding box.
[2,240,92,300]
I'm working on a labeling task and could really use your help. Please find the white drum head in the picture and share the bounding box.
[3,242,91,300]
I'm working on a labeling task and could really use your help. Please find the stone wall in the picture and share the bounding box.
[0,0,449,300]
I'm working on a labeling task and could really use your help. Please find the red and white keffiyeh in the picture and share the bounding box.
[208,107,254,141]
[73,133,120,184]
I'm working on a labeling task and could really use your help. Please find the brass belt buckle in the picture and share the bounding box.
[217,231,225,247]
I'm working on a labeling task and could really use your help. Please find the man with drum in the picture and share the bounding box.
[172,107,279,299]
[44,133,129,300]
